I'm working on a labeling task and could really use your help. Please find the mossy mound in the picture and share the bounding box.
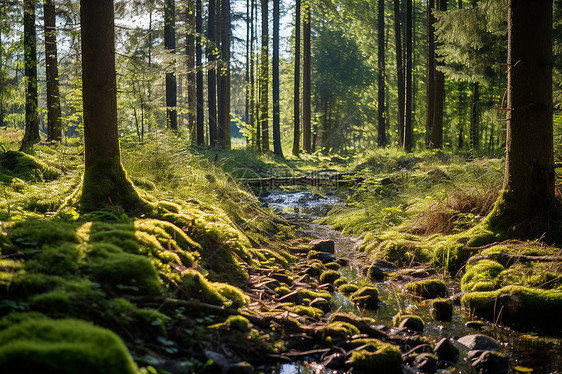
[461,285,562,331]
[405,279,448,299]
[315,321,360,343]
[181,269,249,308]
[0,318,138,374]
[351,286,379,309]
[461,260,505,292]
[319,270,340,284]
[430,298,453,321]
[347,340,402,373]
[338,283,359,294]
[0,151,61,182]
[290,305,324,319]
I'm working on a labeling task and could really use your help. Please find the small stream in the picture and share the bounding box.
[260,191,562,374]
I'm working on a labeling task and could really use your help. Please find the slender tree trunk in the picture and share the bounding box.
[186,0,196,140]
[393,0,405,147]
[302,1,311,153]
[165,0,178,130]
[219,0,231,149]
[196,0,205,145]
[260,0,269,152]
[80,0,142,212]
[272,0,283,157]
[245,0,251,126]
[249,0,256,149]
[404,0,413,151]
[20,0,40,151]
[292,0,301,156]
[377,0,386,147]
[470,82,479,150]
[208,0,217,145]
[431,0,446,148]
[426,0,435,147]
[500,0,554,219]
[0,8,3,129]
[44,0,61,142]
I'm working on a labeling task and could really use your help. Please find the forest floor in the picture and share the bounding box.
[0,131,561,373]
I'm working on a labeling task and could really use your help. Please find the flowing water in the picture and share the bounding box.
[260,191,562,374]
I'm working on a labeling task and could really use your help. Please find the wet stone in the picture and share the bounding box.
[457,334,501,351]
[465,320,485,329]
[430,299,453,322]
[367,265,386,282]
[309,297,331,313]
[399,316,424,333]
[226,362,254,374]
[468,350,509,374]
[309,239,335,254]
[310,252,337,263]
[413,353,438,373]
[434,338,459,362]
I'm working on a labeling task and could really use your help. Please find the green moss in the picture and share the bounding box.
[89,252,161,295]
[290,305,324,319]
[351,286,379,309]
[0,151,61,182]
[79,156,147,214]
[430,298,453,321]
[8,220,84,249]
[319,270,340,284]
[405,279,448,299]
[347,343,402,373]
[324,262,341,270]
[25,243,85,276]
[306,261,324,276]
[338,283,359,294]
[0,318,138,374]
[315,321,360,342]
[297,288,332,301]
[461,286,562,330]
[214,315,252,331]
[461,260,505,292]
[333,278,348,287]
[275,286,291,296]
[392,313,424,331]
[181,269,249,308]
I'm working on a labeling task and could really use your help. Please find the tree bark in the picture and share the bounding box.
[165,0,178,131]
[219,0,231,149]
[393,0,405,147]
[196,0,205,145]
[302,1,311,153]
[292,0,301,156]
[404,0,413,151]
[249,0,256,149]
[259,0,269,152]
[20,0,40,151]
[426,0,435,147]
[186,0,196,141]
[80,0,143,212]
[208,0,218,145]
[272,0,283,157]
[431,0,446,148]
[44,0,62,142]
[498,0,554,220]
[470,82,479,150]
[377,0,386,147]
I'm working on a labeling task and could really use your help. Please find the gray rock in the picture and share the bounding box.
[310,252,337,263]
[468,350,509,374]
[399,316,424,333]
[413,353,438,373]
[434,338,459,362]
[367,265,386,282]
[309,239,335,254]
[457,334,501,351]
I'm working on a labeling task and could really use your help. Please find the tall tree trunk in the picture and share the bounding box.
[431,0,446,148]
[470,82,479,150]
[249,0,256,149]
[208,0,217,145]
[302,1,311,153]
[20,0,40,151]
[377,0,386,147]
[292,0,301,156]
[0,8,3,130]
[44,0,62,142]
[426,0,435,147]
[196,0,205,145]
[219,0,231,149]
[80,0,143,212]
[245,0,251,126]
[259,0,269,152]
[186,0,196,141]
[165,0,178,130]
[498,0,554,221]
[393,0,405,147]
[272,0,283,157]
[403,0,413,151]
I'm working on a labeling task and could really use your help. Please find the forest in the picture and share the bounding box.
[0,0,561,373]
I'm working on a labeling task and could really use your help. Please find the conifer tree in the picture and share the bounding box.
[292,0,301,156]
[44,0,61,142]
[164,0,178,130]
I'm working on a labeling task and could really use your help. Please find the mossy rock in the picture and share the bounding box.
[347,342,402,373]
[0,151,61,182]
[89,252,162,295]
[297,288,332,301]
[319,270,340,284]
[405,279,448,299]
[351,286,379,309]
[338,283,359,294]
[290,305,324,319]
[430,298,453,322]
[393,313,424,332]
[315,321,360,343]
[324,262,341,270]
[333,278,349,287]
[461,286,562,331]
[461,260,505,292]
[0,318,138,374]
[181,269,249,308]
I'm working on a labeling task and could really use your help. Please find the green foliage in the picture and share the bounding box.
[0,318,138,374]
[0,151,61,182]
